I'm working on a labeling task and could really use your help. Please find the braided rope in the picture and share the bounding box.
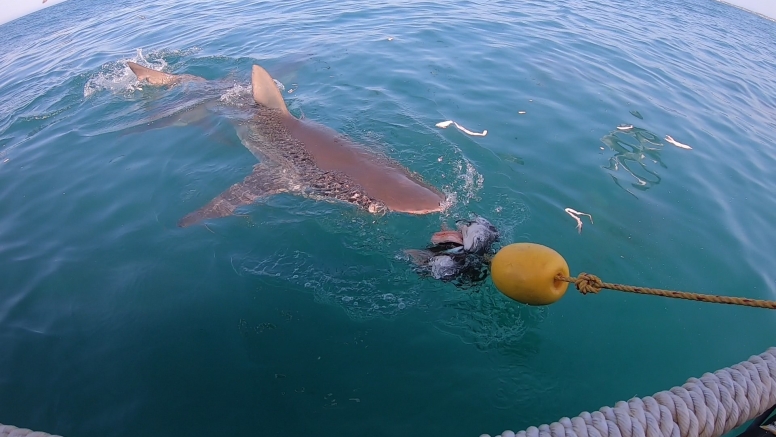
[0,424,61,437]
[484,348,776,437]
[558,274,776,309]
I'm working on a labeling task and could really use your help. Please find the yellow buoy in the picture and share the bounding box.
[491,243,569,305]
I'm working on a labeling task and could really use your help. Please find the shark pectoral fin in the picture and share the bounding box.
[171,103,213,127]
[251,65,290,115]
[117,102,220,142]
[178,164,287,227]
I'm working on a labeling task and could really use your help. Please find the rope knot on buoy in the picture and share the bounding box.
[573,272,603,294]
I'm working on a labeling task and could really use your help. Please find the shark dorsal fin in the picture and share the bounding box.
[127,62,179,85]
[251,65,289,115]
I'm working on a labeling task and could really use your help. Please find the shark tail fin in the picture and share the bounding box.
[251,65,289,115]
[127,61,180,86]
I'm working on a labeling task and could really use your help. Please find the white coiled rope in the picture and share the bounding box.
[484,348,776,437]
[0,424,61,437]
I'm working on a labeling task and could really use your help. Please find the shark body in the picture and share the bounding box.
[127,62,445,226]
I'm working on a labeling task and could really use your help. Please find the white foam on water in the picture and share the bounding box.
[218,84,253,106]
[438,157,485,219]
[217,79,286,108]
[83,48,200,98]
[83,49,166,98]
[460,160,484,201]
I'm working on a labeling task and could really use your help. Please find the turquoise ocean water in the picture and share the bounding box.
[1,0,776,435]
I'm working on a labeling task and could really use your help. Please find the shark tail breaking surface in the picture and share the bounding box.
[127,61,204,86]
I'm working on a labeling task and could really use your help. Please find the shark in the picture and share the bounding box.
[127,62,446,227]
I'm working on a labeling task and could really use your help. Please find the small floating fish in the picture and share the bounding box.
[564,208,593,234]
[436,120,487,137]
[664,135,692,150]
[617,124,633,131]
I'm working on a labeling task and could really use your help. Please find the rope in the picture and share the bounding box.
[483,347,776,437]
[557,273,776,309]
[0,424,62,437]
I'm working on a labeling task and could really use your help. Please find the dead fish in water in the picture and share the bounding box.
[406,246,485,282]
[430,229,464,246]
[429,252,465,280]
[459,216,499,255]
[405,216,499,281]
[428,216,499,253]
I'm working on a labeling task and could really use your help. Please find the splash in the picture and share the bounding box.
[217,79,286,108]
[460,160,484,199]
[83,49,165,97]
[440,159,484,215]
[218,84,253,106]
[83,48,200,98]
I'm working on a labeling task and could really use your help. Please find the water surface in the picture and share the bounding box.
[1,0,776,436]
